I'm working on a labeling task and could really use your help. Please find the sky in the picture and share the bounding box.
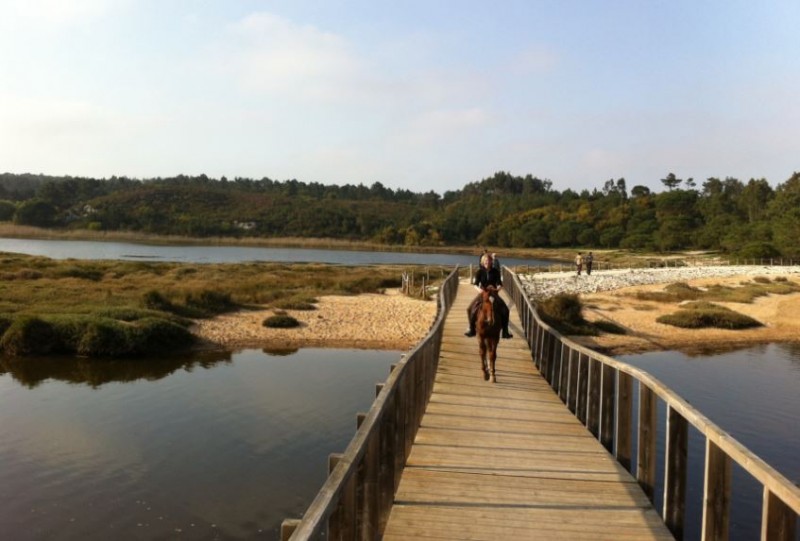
[1,0,798,194]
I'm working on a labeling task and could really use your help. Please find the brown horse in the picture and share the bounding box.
[476,286,502,383]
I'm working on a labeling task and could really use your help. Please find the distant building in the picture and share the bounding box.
[233,221,257,231]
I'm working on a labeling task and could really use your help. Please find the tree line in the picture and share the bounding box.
[1,170,799,257]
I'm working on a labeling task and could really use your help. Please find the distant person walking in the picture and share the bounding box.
[585,252,594,275]
[575,252,583,276]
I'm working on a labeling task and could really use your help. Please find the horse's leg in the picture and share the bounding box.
[489,340,497,383]
[479,339,489,380]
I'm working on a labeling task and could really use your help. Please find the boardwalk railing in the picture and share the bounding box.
[281,266,461,541]
[503,267,800,541]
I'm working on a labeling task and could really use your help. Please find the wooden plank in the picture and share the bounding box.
[377,280,673,541]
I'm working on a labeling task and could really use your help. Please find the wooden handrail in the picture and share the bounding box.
[282,266,461,540]
[502,267,799,541]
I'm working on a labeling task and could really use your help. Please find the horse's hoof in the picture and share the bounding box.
[482,369,489,381]
[489,374,496,384]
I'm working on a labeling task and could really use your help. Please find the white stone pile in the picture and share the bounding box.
[518,265,800,300]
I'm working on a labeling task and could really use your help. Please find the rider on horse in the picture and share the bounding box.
[465,254,513,339]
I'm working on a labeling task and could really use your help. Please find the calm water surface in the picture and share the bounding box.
[0,348,400,540]
[620,343,800,541]
[0,237,552,267]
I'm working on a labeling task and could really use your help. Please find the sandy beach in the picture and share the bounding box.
[192,266,800,355]
[192,289,438,351]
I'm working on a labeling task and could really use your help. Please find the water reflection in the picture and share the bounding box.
[0,350,233,388]
[620,342,800,540]
[0,347,400,540]
[261,347,299,356]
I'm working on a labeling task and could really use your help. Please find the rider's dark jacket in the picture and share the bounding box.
[473,267,503,290]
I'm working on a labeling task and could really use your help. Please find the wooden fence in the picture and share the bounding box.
[502,267,799,541]
[281,266,461,540]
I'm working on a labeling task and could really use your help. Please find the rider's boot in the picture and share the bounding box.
[502,324,513,339]
[464,318,476,337]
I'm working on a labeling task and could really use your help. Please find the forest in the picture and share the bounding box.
[1,170,799,258]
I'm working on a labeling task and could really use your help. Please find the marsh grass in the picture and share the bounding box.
[657,301,762,330]
[0,254,435,357]
[537,294,624,336]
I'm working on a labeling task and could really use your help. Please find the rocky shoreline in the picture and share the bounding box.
[519,265,800,300]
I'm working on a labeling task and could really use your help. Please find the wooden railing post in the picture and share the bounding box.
[702,440,731,541]
[616,372,633,472]
[664,406,688,540]
[761,488,797,541]
[567,348,580,414]
[281,519,301,541]
[638,383,657,502]
[587,357,601,438]
[328,453,356,540]
[600,364,615,452]
[558,342,569,404]
[576,353,589,426]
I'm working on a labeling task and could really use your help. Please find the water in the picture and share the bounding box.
[0,348,401,540]
[0,237,552,267]
[620,343,800,540]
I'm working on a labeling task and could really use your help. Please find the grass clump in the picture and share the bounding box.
[537,294,597,335]
[262,314,301,328]
[635,282,701,303]
[0,314,194,357]
[538,294,627,336]
[656,302,762,330]
[271,297,318,310]
[0,317,60,355]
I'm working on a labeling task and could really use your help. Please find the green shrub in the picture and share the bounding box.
[537,294,597,335]
[736,242,780,260]
[752,276,771,284]
[262,314,301,328]
[185,290,235,315]
[55,265,104,281]
[133,318,195,354]
[657,303,762,330]
[143,290,174,311]
[0,316,59,355]
[539,294,585,326]
[0,315,12,336]
[77,320,133,357]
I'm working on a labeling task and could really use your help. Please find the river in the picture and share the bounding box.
[1,237,797,540]
[0,237,552,267]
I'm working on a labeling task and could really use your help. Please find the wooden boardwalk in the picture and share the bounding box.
[381,281,674,540]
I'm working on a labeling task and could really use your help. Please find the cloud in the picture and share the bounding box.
[217,12,363,103]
